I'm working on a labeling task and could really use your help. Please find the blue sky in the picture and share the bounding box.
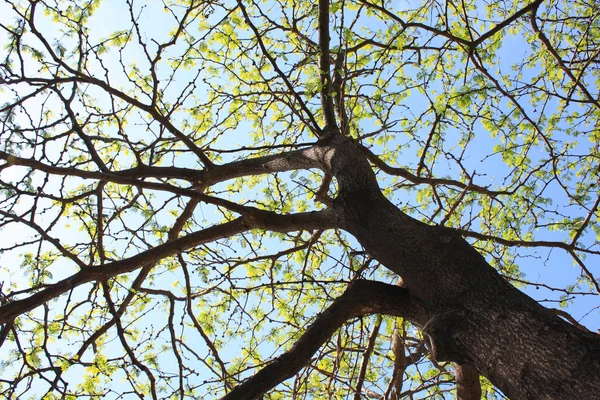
[0,0,598,398]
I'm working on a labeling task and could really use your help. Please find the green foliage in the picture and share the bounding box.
[0,0,598,398]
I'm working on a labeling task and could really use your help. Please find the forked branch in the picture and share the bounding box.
[221,280,427,400]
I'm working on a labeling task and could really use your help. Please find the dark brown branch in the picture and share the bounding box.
[220,280,427,400]
[551,309,594,334]
[471,0,543,48]
[416,111,440,177]
[358,0,470,46]
[358,145,512,197]
[529,5,600,110]
[332,49,349,135]
[318,0,337,128]
[386,328,408,399]
[236,0,321,133]
[0,151,289,220]
[0,148,326,208]
[314,173,333,205]
[0,209,338,325]
[454,364,482,400]
[567,250,600,294]
[169,197,200,240]
[570,195,600,246]
[456,228,600,256]
[353,316,381,400]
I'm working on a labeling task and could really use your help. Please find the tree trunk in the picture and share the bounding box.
[326,136,600,399]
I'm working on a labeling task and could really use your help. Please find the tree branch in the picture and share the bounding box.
[25,1,213,167]
[353,316,381,400]
[0,209,338,325]
[358,145,512,197]
[455,364,482,400]
[0,146,327,192]
[318,0,337,128]
[221,280,427,400]
[529,4,600,110]
[471,0,543,48]
[236,0,321,133]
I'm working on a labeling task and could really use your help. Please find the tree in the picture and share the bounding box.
[0,0,599,398]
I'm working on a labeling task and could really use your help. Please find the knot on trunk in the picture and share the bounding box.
[423,309,471,364]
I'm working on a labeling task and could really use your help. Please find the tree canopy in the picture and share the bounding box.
[0,0,599,398]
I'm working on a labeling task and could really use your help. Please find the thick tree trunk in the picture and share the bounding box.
[326,137,600,399]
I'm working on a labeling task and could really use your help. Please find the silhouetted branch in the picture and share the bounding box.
[221,280,427,400]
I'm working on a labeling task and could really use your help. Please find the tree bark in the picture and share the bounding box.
[324,136,600,399]
[455,364,482,400]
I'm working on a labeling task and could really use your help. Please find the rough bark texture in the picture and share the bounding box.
[322,136,600,400]
[455,364,482,400]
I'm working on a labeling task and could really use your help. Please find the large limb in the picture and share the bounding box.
[220,280,427,400]
[0,146,325,191]
[0,208,338,325]
[0,144,336,326]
